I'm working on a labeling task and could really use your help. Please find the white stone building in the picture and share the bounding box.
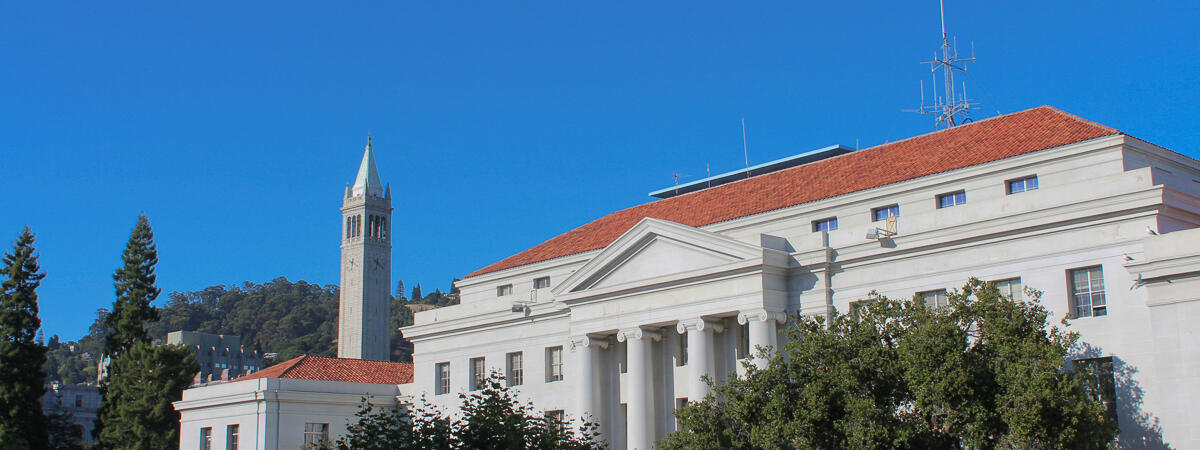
[402,106,1200,449]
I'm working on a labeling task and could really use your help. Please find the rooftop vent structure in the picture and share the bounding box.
[649,145,855,199]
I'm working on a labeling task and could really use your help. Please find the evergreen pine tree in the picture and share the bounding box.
[96,215,199,449]
[395,280,406,301]
[103,215,161,356]
[0,227,49,449]
[411,284,422,302]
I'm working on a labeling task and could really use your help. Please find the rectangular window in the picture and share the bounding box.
[1076,357,1118,422]
[303,423,329,446]
[871,204,900,221]
[937,190,966,208]
[496,284,513,297]
[618,341,628,374]
[1070,266,1107,318]
[435,362,451,395]
[533,277,551,289]
[200,427,212,450]
[993,277,1022,302]
[545,346,564,382]
[506,352,524,387]
[469,357,486,391]
[920,289,949,308]
[812,217,838,232]
[545,410,565,433]
[226,424,239,450]
[75,395,82,408]
[1007,175,1039,194]
[736,323,750,360]
[675,398,689,430]
[676,332,688,367]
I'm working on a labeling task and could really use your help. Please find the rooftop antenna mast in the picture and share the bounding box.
[906,0,976,127]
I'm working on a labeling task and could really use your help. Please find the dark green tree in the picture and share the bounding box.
[662,279,1118,449]
[395,280,406,301]
[411,284,422,303]
[0,227,49,449]
[96,215,199,449]
[103,215,161,356]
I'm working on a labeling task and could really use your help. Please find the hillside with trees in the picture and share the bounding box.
[43,277,457,385]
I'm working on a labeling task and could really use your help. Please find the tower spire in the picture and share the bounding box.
[352,136,383,197]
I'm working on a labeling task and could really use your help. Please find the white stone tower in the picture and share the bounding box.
[338,137,392,361]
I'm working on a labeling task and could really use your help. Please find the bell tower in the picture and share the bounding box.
[338,137,392,361]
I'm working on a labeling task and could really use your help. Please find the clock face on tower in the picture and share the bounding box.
[373,258,384,271]
[345,257,357,272]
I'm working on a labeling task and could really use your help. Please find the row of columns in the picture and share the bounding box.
[571,309,787,450]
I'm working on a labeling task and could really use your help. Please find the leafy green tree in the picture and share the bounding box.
[319,372,599,449]
[103,215,161,356]
[662,279,1118,449]
[0,227,49,449]
[96,215,200,449]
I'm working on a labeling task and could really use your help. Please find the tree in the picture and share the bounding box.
[395,280,406,301]
[411,284,422,303]
[103,215,161,356]
[662,279,1118,449]
[96,215,200,449]
[0,227,49,448]
[319,372,599,449]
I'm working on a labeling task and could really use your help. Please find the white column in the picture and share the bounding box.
[569,335,607,425]
[737,310,787,369]
[676,318,723,401]
[617,327,660,450]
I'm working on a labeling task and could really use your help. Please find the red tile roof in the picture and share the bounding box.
[466,106,1120,278]
[238,355,413,385]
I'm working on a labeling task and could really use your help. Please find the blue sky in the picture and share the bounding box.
[2,1,1197,341]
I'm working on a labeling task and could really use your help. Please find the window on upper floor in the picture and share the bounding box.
[1007,175,1039,194]
[675,398,689,430]
[469,357,486,391]
[993,277,1022,302]
[937,190,966,208]
[226,424,240,450]
[497,284,513,297]
[872,204,900,222]
[506,352,524,387]
[435,362,451,395]
[200,427,212,450]
[919,289,949,308]
[303,423,329,447]
[545,346,564,382]
[812,217,838,232]
[533,277,551,289]
[676,332,688,367]
[1069,266,1106,318]
[1075,356,1118,422]
[736,323,750,360]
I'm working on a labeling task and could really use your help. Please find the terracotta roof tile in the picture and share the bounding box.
[466,106,1120,278]
[238,355,413,385]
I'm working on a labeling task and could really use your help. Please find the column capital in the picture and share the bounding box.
[676,318,725,334]
[737,309,788,325]
[616,327,662,343]
[569,334,609,351]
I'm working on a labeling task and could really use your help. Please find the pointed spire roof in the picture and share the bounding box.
[352,136,384,197]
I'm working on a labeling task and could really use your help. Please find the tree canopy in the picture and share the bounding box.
[0,227,49,449]
[662,279,1118,449]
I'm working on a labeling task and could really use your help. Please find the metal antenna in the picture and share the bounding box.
[741,118,750,178]
[905,0,977,127]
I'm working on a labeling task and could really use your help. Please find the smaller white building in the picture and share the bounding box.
[42,383,101,445]
[175,355,412,450]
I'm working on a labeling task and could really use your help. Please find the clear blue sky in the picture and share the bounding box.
[2,1,1197,341]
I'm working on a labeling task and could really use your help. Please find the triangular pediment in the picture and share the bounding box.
[554,218,763,294]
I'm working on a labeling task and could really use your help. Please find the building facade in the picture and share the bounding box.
[338,137,393,361]
[167,331,263,383]
[402,106,1200,449]
[42,383,101,445]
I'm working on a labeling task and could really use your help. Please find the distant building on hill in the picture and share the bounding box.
[42,383,100,445]
[167,331,263,384]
